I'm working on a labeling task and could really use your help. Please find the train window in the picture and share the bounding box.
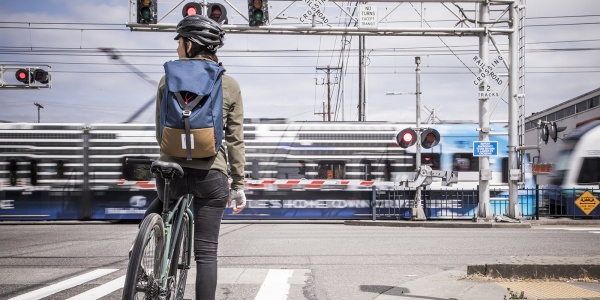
[452,154,478,171]
[9,159,17,186]
[577,157,600,184]
[29,159,38,185]
[276,161,306,179]
[122,157,153,181]
[421,153,441,170]
[56,160,65,179]
[317,161,345,179]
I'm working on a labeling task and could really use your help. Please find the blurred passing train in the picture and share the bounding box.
[0,119,533,220]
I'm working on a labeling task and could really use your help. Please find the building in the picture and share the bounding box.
[524,87,600,185]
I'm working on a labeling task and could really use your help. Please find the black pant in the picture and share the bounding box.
[144,168,228,300]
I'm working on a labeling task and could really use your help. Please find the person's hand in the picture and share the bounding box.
[228,189,246,214]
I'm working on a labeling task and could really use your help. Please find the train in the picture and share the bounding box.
[0,119,535,221]
[544,120,600,216]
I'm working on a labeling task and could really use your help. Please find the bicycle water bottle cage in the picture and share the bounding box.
[150,160,184,179]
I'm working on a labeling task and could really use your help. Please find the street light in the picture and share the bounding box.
[34,102,44,123]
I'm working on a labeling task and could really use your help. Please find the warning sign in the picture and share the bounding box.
[574,190,600,215]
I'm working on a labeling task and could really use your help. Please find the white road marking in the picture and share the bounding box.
[66,275,126,300]
[9,269,118,300]
[254,269,294,300]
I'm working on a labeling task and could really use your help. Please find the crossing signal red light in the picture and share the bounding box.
[137,0,157,24]
[33,69,49,84]
[208,3,228,24]
[182,2,201,17]
[541,122,566,143]
[248,0,268,26]
[420,128,440,149]
[396,128,417,148]
[15,69,32,84]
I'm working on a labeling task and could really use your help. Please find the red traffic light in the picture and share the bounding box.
[15,69,32,84]
[396,128,417,148]
[182,2,202,17]
[420,128,440,149]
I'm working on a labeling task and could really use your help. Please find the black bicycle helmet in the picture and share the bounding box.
[174,14,225,52]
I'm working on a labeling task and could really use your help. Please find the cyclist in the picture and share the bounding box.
[142,14,246,300]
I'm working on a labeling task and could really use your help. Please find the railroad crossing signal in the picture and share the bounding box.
[208,3,228,24]
[396,128,417,148]
[396,127,441,149]
[420,128,440,149]
[1,66,52,89]
[248,0,269,26]
[540,121,566,144]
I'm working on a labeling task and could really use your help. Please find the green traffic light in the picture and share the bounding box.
[140,7,152,20]
[253,9,264,22]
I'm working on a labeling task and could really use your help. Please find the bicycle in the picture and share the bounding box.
[122,158,194,300]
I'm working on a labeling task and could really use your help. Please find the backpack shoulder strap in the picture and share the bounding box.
[173,91,205,160]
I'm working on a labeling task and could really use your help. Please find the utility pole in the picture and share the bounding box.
[316,65,341,121]
[34,102,44,123]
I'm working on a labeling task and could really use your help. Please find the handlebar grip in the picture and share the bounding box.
[125,158,154,165]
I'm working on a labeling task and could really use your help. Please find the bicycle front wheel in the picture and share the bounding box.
[123,213,165,300]
[170,213,191,300]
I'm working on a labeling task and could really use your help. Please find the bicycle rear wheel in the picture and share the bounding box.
[123,213,165,300]
[169,213,191,300]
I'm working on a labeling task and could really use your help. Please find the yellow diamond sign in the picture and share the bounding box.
[574,190,600,215]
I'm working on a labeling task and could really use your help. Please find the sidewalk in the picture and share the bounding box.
[345,217,600,300]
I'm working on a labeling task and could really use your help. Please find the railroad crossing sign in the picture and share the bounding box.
[575,190,600,215]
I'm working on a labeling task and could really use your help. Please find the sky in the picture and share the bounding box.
[0,0,599,124]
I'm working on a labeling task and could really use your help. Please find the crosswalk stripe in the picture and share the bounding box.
[65,275,126,300]
[254,269,294,300]
[8,269,118,300]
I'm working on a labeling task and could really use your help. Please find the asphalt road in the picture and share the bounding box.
[0,221,599,300]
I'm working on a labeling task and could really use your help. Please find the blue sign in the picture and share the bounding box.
[473,141,498,156]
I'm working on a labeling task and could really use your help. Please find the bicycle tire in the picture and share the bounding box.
[169,213,191,300]
[123,213,165,300]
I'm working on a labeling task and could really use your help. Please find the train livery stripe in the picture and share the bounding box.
[8,269,118,300]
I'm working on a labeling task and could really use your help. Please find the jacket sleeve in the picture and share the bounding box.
[222,75,245,190]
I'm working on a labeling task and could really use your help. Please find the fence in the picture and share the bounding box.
[371,186,600,220]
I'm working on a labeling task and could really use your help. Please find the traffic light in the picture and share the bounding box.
[182,2,201,17]
[420,128,441,149]
[15,69,32,84]
[248,0,268,26]
[208,3,228,24]
[396,128,417,148]
[15,68,50,85]
[137,0,157,24]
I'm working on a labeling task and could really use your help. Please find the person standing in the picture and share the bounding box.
[144,14,246,299]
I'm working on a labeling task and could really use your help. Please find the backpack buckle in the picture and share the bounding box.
[182,110,191,118]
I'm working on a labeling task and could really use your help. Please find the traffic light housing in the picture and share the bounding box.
[15,68,50,85]
[541,122,566,143]
[396,128,417,149]
[248,0,269,26]
[420,128,441,149]
[208,3,228,24]
[182,2,201,17]
[137,0,157,24]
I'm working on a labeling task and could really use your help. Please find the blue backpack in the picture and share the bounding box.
[159,59,225,160]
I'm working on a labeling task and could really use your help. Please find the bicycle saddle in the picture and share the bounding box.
[151,160,184,179]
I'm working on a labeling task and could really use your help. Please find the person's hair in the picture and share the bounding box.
[184,38,218,62]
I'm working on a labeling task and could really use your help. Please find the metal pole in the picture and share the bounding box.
[358,37,364,121]
[34,102,44,123]
[476,2,492,221]
[413,56,426,220]
[508,2,522,218]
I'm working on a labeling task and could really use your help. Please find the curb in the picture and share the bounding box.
[344,220,532,228]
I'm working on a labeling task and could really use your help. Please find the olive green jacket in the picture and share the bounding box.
[155,59,246,190]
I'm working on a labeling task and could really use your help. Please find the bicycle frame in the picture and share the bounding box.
[157,177,195,298]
